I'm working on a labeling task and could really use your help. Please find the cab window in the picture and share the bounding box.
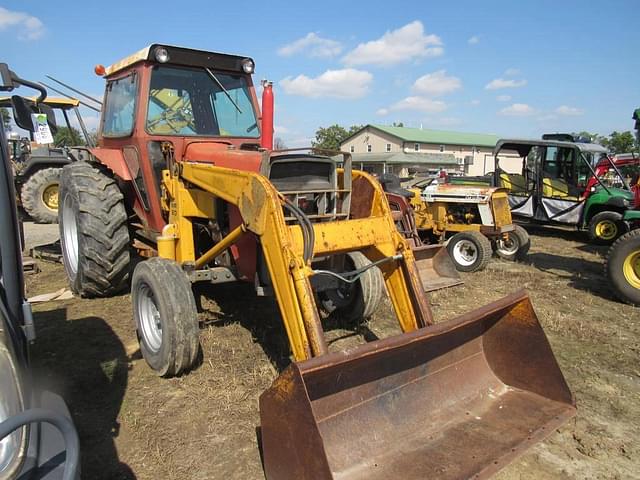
[102,74,137,137]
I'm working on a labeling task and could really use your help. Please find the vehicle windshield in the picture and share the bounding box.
[146,65,259,138]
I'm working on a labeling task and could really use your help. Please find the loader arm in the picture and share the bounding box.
[163,162,432,361]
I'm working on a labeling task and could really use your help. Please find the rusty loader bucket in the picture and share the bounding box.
[412,243,463,292]
[260,290,575,480]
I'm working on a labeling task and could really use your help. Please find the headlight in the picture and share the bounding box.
[154,47,170,63]
[622,198,630,207]
[0,343,25,476]
[242,59,255,74]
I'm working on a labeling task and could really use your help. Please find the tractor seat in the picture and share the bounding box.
[499,173,527,193]
[542,178,579,201]
[379,174,415,198]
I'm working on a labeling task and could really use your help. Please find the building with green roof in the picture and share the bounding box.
[340,124,509,177]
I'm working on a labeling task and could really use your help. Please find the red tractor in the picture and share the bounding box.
[55,45,575,478]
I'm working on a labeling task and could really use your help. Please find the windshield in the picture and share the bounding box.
[146,65,259,138]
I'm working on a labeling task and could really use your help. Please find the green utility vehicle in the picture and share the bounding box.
[454,135,635,244]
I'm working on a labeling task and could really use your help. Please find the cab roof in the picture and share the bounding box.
[104,44,254,77]
[495,138,608,156]
[0,95,80,109]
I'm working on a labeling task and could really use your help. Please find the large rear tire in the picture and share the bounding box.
[58,162,131,297]
[494,225,531,261]
[588,211,625,245]
[20,167,61,223]
[447,231,492,272]
[319,251,384,322]
[132,258,200,377]
[605,229,640,306]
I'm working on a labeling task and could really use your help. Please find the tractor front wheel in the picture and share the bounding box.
[20,167,61,223]
[605,229,640,306]
[494,225,531,261]
[318,251,384,323]
[447,231,492,272]
[58,162,131,297]
[132,258,200,377]
[588,211,625,245]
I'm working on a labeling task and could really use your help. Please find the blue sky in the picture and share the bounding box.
[1,0,637,146]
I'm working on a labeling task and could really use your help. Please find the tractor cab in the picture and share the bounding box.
[494,138,634,243]
[95,44,270,232]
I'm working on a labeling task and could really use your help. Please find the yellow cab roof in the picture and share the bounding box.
[0,95,80,109]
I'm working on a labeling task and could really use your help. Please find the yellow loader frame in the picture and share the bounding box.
[157,161,432,361]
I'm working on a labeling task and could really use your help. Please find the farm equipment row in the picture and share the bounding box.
[2,45,577,480]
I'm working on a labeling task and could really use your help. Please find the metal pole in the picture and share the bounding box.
[45,75,103,106]
[73,107,94,147]
[38,82,101,113]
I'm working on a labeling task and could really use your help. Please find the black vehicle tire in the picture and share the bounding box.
[605,229,640,306]
[20,167,62,223]
[319,251,385,323]
[494,225,531,261]
[58,162,131,297]
[132,258,200,377]
[588,211,625,245]
[446,231,493,272]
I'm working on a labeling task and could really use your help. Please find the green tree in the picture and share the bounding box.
[53,126,85,146]
[601,131,637,154]
[1,108,11,130]
[311,124,363,151]
[572,131,605,144]
[392,121,405,127]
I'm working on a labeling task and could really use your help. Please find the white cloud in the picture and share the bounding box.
[412,70,461,96]
[496,95,512,102]
[274,125,290,134]
[505,68,520,76]
[555,105,584,116]
[470,99,481,106]
[499,103,535,116]
[378,96,447,115]
[277,32,342,58]
[0,7,44,40]
[342,21,443,67]
[485,78,527,90]
[279,69,373,99]
[468,35,480,45]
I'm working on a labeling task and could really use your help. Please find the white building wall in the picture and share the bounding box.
[341,127,402,153]
[341,127,521,176]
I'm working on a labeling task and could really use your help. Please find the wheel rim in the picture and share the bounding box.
[61,194,79,276]
[42,183,59,211]
[595,220,618,240]
[136,283,163,353]
[496,235,519,256]
[452,239,478,267]
[623,251,640,289]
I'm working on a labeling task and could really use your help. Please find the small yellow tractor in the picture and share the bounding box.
[382,174,529,272]
[56,44,574,479]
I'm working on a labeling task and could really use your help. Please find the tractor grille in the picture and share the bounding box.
[268,156,351,222]
[492,194,512,227]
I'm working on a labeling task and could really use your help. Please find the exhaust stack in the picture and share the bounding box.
[261,80,274,150]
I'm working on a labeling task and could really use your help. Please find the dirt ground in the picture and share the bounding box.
[24,223,639,480]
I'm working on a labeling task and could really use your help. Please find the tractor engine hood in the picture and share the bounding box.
[182,142,263,173]
[420,183,506,203]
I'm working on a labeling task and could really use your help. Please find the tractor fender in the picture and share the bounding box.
[16,156,71,182]
[89,147,133,181]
